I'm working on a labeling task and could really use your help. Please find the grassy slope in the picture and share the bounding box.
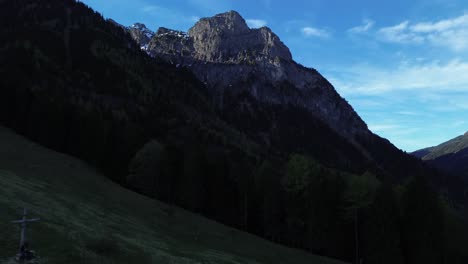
[418,133,468,160]
[0,126,346,264]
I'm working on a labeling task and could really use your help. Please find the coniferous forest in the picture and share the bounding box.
[1,0,468,263]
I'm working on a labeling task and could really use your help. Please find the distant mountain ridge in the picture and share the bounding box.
[412,132,468,180]
[420,132,468,160]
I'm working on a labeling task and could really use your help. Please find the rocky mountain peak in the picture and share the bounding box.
[189,10,250,36]
[182,11,292,63]
[131,11,368,141]
[128,23,154,49]
[131,22,148,30]
[134,11,292,64]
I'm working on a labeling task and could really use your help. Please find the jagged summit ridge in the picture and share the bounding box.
[128,23,154,49]
[193,10,250,35]
[157,27,188,38]
[134,11,292,64]
[129,11,369,141]
[188,12,292,63]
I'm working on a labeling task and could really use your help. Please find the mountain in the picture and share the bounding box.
[137,11,369,142]
[128,23,154,50]
[417,132,468,160]
[0,125,345,264]
[412,132,468,180]
[1,1,467,263]
[411,147,435,159]
[129,11,448,184]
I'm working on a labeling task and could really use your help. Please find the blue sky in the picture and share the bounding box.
[81,0,468,152]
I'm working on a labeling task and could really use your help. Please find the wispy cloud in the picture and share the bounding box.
[377,13,468,51]
[331,59,468,95]
[368,124,401,132]
[302,27,330,38]
[367,122,425,149]
[396,111,420,116]
[365,119,466,151]
[328,57,468,151]
[348,19,375,33]
[246,19,267,28]
[377,21,424,44]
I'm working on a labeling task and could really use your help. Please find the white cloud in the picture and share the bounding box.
[410,14,468,33]
[348,19,375,33]
[331,59,468,95]
[246,19,267,28]
[302,27,330,38]
[378,21,424,44]
[377,14,468,51]
[396,111,420,116]
[368,124,401,132]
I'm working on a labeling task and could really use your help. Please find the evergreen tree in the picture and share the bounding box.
[401,175,444,264]
[176,145,208,212]
[253,160,283,241]
[344,171,380,264]
[362,183,403,264]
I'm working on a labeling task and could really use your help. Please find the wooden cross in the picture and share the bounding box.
[11,208,40,252]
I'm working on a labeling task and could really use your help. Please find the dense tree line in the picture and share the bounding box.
[1,0,467,263]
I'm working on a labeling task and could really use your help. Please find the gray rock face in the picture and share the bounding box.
[148,27,194,59]
[145,10,292,65]
[129,11,370,141]
[187,11,292,63]
[128,23,154,49]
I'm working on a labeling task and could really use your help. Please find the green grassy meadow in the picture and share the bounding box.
[0,126,346,264]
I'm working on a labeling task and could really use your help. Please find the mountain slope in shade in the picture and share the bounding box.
[0,126,346,264]
[418,132,468,160]
[1,1,467,262]
[412,132,468,180]
[129,11,448,184]
[411,147,435,159]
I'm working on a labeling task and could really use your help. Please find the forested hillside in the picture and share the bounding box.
[0,0,467,263]
[0,125,348,264]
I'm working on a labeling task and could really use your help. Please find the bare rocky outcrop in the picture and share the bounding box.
[128,23,154,49]
[186,11,292,63]
[129,11,370,141]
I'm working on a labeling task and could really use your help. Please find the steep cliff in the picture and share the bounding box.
[134,11,369,142]
[129,23,154,50]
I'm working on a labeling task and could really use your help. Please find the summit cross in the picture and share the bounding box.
[11,208,40,252]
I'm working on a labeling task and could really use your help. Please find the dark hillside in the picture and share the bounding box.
[1,0,467,263]
[412,133,468,182]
